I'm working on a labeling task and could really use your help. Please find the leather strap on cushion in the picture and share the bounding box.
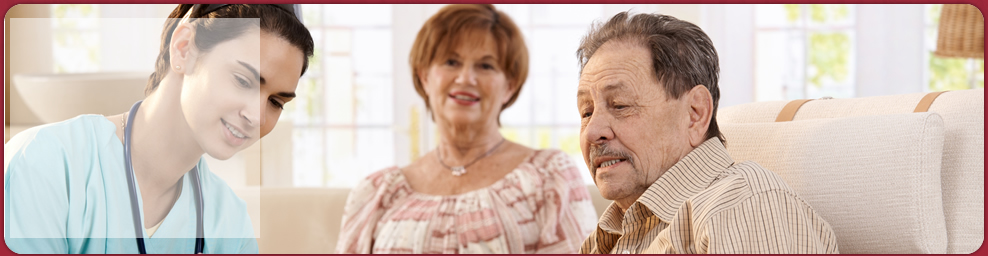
[775,99,814,122]
[775,91,948,122]
[914,91,948,113]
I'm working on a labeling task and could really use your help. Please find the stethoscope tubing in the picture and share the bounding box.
[124,100,205,254]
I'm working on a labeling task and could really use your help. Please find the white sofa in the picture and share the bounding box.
[717,89,983,254]
[240,89,982,254]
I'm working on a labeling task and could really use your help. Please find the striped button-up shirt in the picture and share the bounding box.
[580,138,839,254]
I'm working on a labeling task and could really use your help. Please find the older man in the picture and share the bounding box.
[576,12,839,254]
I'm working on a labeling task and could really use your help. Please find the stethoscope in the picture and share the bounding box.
[124,100,205,254]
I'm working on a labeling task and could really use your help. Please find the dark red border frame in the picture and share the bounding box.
[2,1,985,255]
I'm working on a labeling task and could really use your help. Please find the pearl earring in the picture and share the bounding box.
[175,65,182,70]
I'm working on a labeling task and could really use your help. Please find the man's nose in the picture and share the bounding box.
[583,110,615,145]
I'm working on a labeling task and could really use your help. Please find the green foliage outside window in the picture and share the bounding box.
[809,4,849,23]
[782,4,849,23]
[559,133,581,156]
[981,64,985,89]
[783,4,800,23]
[52,4,99,73]
[927,4,984,91]
[52,4,95,28]
[301,78,323,119]
[782,4,852,88]
[927,4,942,24]
[929,53,972,91]
[808,33,850,87]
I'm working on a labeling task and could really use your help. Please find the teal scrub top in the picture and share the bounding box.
[4,115,258,254]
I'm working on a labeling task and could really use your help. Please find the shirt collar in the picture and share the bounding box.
[598,202,625,234]
[637,137,735,222]
[597,199,658,237]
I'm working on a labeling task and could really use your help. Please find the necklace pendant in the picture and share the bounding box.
[451,166,466,176]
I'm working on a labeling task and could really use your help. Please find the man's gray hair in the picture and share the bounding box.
[577,12,724,143]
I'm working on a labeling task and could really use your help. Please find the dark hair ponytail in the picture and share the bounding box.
[146,4,193,95]
[145,4,315,95]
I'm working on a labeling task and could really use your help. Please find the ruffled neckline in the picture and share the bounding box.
[388,149,541,199]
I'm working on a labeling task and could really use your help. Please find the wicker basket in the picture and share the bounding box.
[935,4,984,59]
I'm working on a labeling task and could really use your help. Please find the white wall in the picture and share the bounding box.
[98,5,174,72]
[700,4,930,105]
[391,4,430,168]
[7,4,174,125]
[7,8,53,125]
[703,5,756,108]
[855,4,926,97]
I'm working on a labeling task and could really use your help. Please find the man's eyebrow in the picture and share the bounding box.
[602,83,626,93]
[577,89,589,98]
[237,60,265,84]
[578,82,627,98]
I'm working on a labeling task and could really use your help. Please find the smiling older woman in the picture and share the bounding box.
[335,4,597,254]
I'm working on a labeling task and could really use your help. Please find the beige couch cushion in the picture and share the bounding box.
[721,112,947,253]
[243,185,611,254]
[256,187,351,254]
[718,89,983,253]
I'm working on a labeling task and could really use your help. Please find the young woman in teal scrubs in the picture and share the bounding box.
[4,4,313,254]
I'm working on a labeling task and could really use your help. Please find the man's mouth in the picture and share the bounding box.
[598,159,625,168]
[589,144,631,176]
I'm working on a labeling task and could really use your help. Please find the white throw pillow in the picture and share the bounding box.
[720,112,947,254]
[718,89,983,253]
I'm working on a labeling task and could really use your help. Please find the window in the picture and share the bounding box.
[755,4,856,101]
[287,5,673,187]
[288,4,636,187]
[495,4,607,185]
[924,4,984,91]
[51,4,99,73]
[290,5,395,187]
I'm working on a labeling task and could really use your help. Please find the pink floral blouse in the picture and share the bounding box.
[335,149,598,254]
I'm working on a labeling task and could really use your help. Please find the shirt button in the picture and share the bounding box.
[622,250,631,254]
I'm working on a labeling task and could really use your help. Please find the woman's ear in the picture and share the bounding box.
[169,23,198,74]
[502,79,519,105]
[417,67,430,86]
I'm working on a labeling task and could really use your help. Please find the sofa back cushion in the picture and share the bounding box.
[720,112,947,253]
[718,89,983,253]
